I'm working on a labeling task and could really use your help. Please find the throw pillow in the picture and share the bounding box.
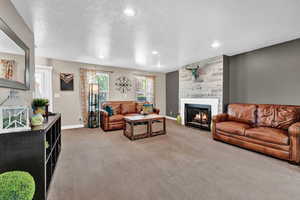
[104,106,114,116]
[143,104,153,114]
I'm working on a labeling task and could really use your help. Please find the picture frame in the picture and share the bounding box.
[60,73,74,91]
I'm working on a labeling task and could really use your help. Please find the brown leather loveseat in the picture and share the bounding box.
[100,101,160,131]
[212,103,300,164]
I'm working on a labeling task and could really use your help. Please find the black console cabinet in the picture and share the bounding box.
[0,114,61,200]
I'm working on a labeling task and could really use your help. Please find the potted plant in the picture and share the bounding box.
[0,171,35,200]
[31,98,49,115]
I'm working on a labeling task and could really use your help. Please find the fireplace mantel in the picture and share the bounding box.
[180,98,219,125]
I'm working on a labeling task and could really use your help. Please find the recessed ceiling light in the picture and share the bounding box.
[152,51,159,55]
[123,8,136,17]
[99,55,105,59]
[211,41,221,49]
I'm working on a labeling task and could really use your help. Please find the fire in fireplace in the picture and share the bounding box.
[185,104,211,130]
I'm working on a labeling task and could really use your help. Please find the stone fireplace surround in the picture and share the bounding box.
[180,98,219,126]
[178,56,229,119]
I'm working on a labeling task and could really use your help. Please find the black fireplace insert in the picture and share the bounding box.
[185,104,211,130]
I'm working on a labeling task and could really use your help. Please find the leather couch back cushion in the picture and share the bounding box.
[110,104,121,115]
[257,105,299,129]
[121,103,137,114]
[227,104,256,125]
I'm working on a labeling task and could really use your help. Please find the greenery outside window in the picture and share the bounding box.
[135,75,155,103]
[88,72,109,103]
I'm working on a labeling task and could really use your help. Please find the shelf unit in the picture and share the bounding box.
[0,114,61,200]
[45,115,61,194]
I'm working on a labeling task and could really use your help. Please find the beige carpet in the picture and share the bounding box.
[48,120,300,200]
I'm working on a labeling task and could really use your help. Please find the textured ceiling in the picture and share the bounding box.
[11,0,300,72]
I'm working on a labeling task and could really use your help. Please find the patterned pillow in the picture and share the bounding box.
[143,104,153,114]
[104,106,114,116]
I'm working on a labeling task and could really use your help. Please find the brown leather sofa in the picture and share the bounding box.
[212,103,300,164]
[100,101,160,131]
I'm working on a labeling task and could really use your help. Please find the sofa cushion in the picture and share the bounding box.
[257,105,274,128]
[245,127,289,145]
[110,104,121,115]
[257,105,299,129]
[109,114,124,122]
[274,106,299,129]
[216,121,251,136]
[227,104,257,125]
[121,103,136,114]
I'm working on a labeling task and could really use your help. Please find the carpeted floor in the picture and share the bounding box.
[48,120,300,200]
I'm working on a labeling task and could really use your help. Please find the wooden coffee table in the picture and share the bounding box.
[123,114,166,140]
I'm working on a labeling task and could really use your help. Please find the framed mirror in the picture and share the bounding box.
[0,17,30,90]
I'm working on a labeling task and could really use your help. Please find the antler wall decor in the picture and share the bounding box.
[185,65,200,80]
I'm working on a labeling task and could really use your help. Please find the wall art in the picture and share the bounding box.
[115,76,132,93]
[60,73,74,91]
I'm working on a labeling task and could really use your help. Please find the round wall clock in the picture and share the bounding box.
[115,76,132,93]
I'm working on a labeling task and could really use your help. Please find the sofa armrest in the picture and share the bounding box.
[211,113,227,140]
[100,110,109,130]
[212,113,228,123]
[100,110,109,122]
[288,122,300,163]
[153,107,160,114]
[100,109,108,115]
[289,122,300,137]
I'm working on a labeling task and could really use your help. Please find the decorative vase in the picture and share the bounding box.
[33,106,46,115]
[31,114,44,127]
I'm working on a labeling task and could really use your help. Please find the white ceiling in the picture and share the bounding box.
[11,0,300,72]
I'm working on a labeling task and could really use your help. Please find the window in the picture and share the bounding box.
[88,72,109,103]
[34,66,53,111]
[135,76,155,103]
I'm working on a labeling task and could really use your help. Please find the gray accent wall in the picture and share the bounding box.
[166,71,179,118]
[223,56,230,111]
[229,39,300,105]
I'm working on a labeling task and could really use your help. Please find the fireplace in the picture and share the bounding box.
[184,104,211,130]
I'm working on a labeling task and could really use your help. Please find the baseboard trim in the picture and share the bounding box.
[62,124,84,130]
[165,116,176,120]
